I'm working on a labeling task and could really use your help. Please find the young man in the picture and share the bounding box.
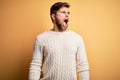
[29,2,90,80]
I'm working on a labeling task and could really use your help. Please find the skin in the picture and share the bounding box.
[51,7,70,32]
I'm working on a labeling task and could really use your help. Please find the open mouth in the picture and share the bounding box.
[63,19,69,27]
[64,19,68,24]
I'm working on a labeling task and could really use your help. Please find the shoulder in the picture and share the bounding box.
[70,30,83,40]
[35,31,50,42]
[69,30,85,45]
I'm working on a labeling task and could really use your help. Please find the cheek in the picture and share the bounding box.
[57,14,64,20]
[56,17,63,23]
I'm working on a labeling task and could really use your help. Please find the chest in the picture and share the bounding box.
[42,36,78,56]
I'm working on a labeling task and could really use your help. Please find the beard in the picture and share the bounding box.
[55,20,62,31]
[55,19,68,31]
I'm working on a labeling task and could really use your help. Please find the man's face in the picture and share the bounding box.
[53,7,70,31]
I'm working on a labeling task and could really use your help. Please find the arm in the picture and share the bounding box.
[28,38,43,80]
[76,37,90,80]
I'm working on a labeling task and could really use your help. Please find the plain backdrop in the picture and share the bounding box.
[0,0,120,80]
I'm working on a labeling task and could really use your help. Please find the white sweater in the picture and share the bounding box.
[29,30,90,80]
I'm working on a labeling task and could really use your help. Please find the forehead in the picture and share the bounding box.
[58,7,69,12]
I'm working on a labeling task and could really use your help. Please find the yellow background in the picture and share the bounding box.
[0,0,120,80]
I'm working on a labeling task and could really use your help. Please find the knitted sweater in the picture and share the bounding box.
[29,30,89,80]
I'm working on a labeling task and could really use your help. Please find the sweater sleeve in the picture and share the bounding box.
[76,37,90,80]
[28,38,43,80]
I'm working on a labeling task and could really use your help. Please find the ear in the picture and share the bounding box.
[51,14,55,20]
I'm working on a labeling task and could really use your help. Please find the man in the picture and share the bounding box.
[29,2,90,80]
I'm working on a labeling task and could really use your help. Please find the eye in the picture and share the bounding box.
[61,11,65,13]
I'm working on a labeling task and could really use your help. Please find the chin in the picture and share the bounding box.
[63,26,68,29]
[61,27,68,31]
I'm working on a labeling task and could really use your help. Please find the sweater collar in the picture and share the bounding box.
[47,29,72,36]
